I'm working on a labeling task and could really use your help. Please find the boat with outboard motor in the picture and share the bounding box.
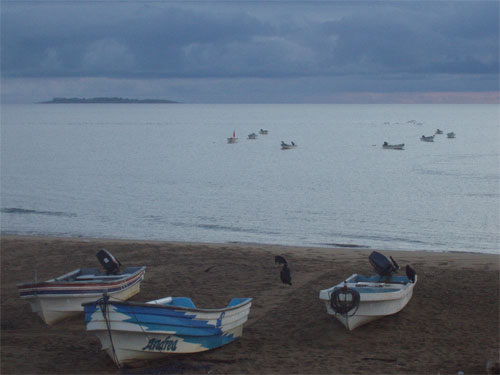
[382,142,404,150]
[435,129,443,135]
[319,251,417,331]
[259,129,269,135]
[83,295,253,367]
[281,141,297,150]
[447,132,456,138]
[17,249,146,325]
[248,133,258,139]
[420,135,435,142]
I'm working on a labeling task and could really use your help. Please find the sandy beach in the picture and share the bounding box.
[1,236,498,374]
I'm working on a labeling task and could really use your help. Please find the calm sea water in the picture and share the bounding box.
[1,103,499,254]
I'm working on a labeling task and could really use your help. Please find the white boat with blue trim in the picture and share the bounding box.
[83,295,253,367]
[319,251,417,331]
[17,249,146,325]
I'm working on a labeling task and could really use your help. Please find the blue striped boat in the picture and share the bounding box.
[83,295,252,367]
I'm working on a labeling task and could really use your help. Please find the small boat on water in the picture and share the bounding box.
[17,249,146,325]
[281,141,297,150]
[227,131,238,144]
[447,132,456,138]
[83,295,253,367]
[420,135,435,142]
[435,129,443,134]
[382,142,404,150]
[248,133,258,139]
[319,251,417,331]
[259,129,269,134]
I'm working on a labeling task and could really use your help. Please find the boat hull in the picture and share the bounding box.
[18,267,145,325]
[91,324,244,365]
[382,144,404,150]
[319,274,417,331]
[84,297,252,367]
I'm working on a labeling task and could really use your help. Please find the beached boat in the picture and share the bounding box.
[382,142,404,150]
[420,135,435,142]
[281,141,297,150]
[17,249,146,325]
[447,132,456,138]
[83,295,253,367]
[259,129,269,134]
[248,133,258,139]
[319,251,417,331]
[435,129,443,134]
[227,131,238,144]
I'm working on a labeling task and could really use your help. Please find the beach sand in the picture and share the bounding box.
[1,236,498,374]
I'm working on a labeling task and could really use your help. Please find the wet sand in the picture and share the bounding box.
[1,236,499,374]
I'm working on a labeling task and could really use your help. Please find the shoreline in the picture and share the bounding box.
[1,235,498,374]
[1,233,497,256]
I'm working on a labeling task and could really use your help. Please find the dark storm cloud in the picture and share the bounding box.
[317,2,498,76]
[1,3,275,78]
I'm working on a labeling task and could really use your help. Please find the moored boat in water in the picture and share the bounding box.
[83,295,253,367]
[319,251,417,331]
[420,135,435,142]
[17,249,146,325]
[281,141,297,150]
[447,132,456,138]
[227,130,238,143]
[382,142,404,150]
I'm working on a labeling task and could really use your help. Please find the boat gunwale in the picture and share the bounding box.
[83,297,253,314]
[17,266,146,289]
[319,274,417,301]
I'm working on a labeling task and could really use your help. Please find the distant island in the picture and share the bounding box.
[40,97,178,104]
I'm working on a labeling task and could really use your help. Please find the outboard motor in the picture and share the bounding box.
[369,251,399,278]
[96,249,121,275]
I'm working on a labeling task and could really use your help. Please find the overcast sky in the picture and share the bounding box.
[1,0,499,103]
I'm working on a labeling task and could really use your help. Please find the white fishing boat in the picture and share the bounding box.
[447,132,456,138]
[281,141,297,150]
[382,142,404,150]
[435,129,443,134]
[420,135,435,142]
[248,133,258,139]
[83,295,252,367]
[227,130,238,144]
[319,251,417,331]
[17,249,146,325]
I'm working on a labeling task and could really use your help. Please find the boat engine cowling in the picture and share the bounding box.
[369,251,398,278]
[96,249,121,275]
